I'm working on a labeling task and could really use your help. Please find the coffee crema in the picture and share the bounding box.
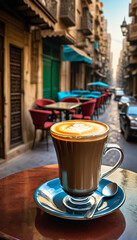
[51,120,108,141]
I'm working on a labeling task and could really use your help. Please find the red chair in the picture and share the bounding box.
[35,99,60,121]
[29,109,55,150]
[103,92,109,106]
[100,93,107,111]
[95,96,102,118]
[60,97,80,115]
[72,99,96,120]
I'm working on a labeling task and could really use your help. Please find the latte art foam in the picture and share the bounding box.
[51,120,109,141]
[65,123,92,134]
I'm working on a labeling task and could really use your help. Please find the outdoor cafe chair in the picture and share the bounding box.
[29,109,55,150]
[35,99,60,121]
[104,92,110,104]
[90,91,101,96]
[60,97,80,114]
[72,99,96,120]
[95,96,102,118]
[100,93,108,111]
[94,94,108,117]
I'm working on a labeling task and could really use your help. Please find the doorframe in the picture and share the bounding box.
[0,22,5,159]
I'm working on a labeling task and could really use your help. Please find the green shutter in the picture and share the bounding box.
[43,39,60,101]
[51,61,60,101]
[43,57,51,99]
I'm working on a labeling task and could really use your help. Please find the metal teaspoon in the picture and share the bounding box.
[85,182,118,219]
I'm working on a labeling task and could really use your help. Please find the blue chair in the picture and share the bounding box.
[57,92,79,101]
[84,94,99,99]
[71,90,90,95]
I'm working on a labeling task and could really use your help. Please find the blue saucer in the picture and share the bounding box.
[34,178,125,220]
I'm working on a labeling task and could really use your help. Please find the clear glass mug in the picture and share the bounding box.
[50,120,124,211]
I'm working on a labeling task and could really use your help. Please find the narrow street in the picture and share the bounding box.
[100,97,137,173]
[0,95,137,179]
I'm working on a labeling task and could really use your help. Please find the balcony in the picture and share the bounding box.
[128,23,137,42]
[129,55,137,65]
[95,15,100,25]
[60,0,75,27]
[81,8,92,35]
[95,60,102,68]
[2,0,57,29]
[95,29,100,40]
[38,0,57,20]
[128,45,137,53]
[132,0,137,8]
[82,0,92,4]
[129,3,137,16]
[96,1,103,13]
[129,4,133,16]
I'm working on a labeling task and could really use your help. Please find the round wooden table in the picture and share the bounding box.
[0,164,137,240]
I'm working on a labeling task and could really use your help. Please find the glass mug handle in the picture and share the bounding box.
[101,143,124,179]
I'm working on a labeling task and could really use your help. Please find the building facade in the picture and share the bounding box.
[0,0,113,161]
[117,0,137,96]
[0,0,56,160]
[128,0,137,96]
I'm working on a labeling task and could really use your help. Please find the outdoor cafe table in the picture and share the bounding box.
[79,97,93,102]
[42,102,81,121]
[0,164,137,240]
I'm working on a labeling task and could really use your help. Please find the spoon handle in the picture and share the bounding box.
[85,196,104,219]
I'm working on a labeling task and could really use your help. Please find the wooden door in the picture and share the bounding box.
[43,57,60,101]
[10,45,22,148]
[43,40,60,101]
[0,36,4,158]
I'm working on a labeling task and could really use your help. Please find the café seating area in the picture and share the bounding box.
[57,89,109,101]
[35,99,60,121]
[29,89,111,149]
[60,96,80,115]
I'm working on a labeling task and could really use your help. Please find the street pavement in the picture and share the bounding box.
[0,96,137,179]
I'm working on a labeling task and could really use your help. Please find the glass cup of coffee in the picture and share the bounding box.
[50,120,124,211]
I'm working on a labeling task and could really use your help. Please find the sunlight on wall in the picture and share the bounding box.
[102,0,131,83]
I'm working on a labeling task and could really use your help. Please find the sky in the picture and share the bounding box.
[102,0,131,82]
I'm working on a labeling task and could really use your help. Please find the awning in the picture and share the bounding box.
[23,0,55,29]
[62,45,92,64]
[0,0,55,29]
[41,30,74,44]
[88,81,109,87]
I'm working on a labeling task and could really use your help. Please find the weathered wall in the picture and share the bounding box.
[0,11,43,160]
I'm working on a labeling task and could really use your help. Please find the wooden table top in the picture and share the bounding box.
[0,164,137,240]
[42,102,81,111]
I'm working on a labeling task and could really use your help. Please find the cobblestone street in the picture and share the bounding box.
[0,97,137,179]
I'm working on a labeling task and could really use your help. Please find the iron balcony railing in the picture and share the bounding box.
[81,8,92,35]
[60,0,75,27]
[38,0,57,20]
